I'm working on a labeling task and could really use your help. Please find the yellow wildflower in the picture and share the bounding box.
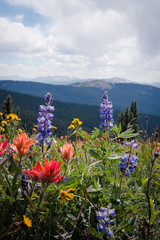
[34,125,38,128]
[23,215,32,227]
[0,112,3,117]
[0,126,5,132]
[52,126,57,130]
[72,118,82,126]
[1,121,6,127]
[19,128,23,132]
[59,188,76,205]
[69,124,75,129]
[6,114,19,121]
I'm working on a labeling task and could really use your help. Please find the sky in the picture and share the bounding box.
[0,0,160,83]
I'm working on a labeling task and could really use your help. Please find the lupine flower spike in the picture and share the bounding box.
[97,205,116,238]
[119,139,138,175]
[36,92,55,149]
[100,92,113,133]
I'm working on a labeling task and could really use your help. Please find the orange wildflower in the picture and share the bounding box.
[10,132,35,158]
[60,143,74,162]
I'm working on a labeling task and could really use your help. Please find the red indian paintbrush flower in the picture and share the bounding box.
[10,132,35,157]
[22,158,62,184]
[0,139,8,155]
[60,143,74,162]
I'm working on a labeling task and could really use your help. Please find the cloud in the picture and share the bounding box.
[1,0,160,82]
[0,17,52,54]
[4,0,135,57]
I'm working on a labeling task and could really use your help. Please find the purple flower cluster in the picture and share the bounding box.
[36,93,55,146]
[100,92,113,132]
[97,206,116,238]
[119,140,138,175]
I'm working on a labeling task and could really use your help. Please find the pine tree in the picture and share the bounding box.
[2,95,13,115]
[118,101,139,133]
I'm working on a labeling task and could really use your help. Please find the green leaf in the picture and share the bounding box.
[77,129,93,140]
[67,213,76,221]
[118,128,139,139]
[107,154,121,161]
[89,149,100,159]
[149,211,159,225]
[0,156,10,168]
[25,194,36,214]
[87,226,103,239]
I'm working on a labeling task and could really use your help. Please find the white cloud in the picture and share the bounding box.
[0,17,52,54]
[0,0,160,83]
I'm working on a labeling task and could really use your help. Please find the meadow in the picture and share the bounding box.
[0,92,159,240]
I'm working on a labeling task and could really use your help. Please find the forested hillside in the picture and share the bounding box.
[0,80,160,116]
[0,88,159,136]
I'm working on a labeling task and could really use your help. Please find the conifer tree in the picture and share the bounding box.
[118,101,139,132]
[2,95,13,115]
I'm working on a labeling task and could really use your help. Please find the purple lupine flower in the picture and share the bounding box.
[124,139,138,149]
[36,92,55,146]
[119,139,138,175]
[107,228,113,238]
[119,153,138,175]
[100,91,113,133]
[21,173,30,193]
[97,205,116,237]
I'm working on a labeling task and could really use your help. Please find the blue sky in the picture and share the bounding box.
[0,0,160,83]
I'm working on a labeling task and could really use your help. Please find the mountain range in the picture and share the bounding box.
[0,78,160,117]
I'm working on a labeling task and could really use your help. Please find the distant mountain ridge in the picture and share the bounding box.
[0,87,159,136]
[0,79,160,116]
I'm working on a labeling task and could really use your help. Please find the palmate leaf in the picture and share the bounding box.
[118,128,139,139]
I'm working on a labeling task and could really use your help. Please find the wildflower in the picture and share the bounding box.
[0,126,5,132]
[72,118,82,126]
[156,147,160,152]
[36,92,55,146]
[22,158,62,184]
[10,132,34,158]
[52,126,57,130]
[97,205,116,238]
[119,154,138,175]
[23,215,32,227]
[59,188,75,205]
[68,124,75,129]
[0,112,3,117]
[0,139,8,155]
[100,92,113,132]
[6,114,19,121]
[60,143,74,162]
[124,139,138,149]
[21,173,30,193]
[1,120,6,127]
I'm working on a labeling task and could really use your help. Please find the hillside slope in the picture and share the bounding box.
[0,88,159,136]
[0,80,159,116]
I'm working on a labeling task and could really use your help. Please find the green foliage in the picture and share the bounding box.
[0,104,160,240]
[2,94,13,115]
[118,100,139,133]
